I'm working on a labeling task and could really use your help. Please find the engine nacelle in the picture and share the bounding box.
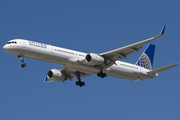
[46,69,67,82]
[85,53,105,65]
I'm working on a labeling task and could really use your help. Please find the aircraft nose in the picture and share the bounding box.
[3,44,10,52]
[3,44,7,51]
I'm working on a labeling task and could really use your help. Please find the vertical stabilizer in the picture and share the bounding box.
[135,44,155,70]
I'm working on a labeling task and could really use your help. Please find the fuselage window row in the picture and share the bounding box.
[54,49,74,55]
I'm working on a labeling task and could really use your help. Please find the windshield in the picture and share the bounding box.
[7,41,17,44]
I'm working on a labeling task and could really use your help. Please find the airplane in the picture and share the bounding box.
[3,26,179,87]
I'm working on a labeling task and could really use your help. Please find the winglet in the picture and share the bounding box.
[153,25,166,39]
[44,75,48,83]
[44,75,53,83]
[160,25,166,35]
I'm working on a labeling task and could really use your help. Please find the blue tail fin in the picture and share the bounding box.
[135,44,155,70]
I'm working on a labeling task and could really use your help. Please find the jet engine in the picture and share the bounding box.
[44,69,67,83]
[85,53,105,65]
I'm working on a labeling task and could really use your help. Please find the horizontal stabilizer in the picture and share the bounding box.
[147,63,179,74]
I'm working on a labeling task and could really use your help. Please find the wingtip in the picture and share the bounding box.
[174,63,179,66]
[44,75,48,83]
[160,25,166,35]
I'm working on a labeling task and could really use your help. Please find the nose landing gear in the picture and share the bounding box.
[17,55,26,68]
[21,63,26,68]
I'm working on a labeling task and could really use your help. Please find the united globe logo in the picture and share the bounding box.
[136,53,152,70]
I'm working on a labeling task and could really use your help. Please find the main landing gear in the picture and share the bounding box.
[75,71,85,87]
[17,55,26,68]
[97,71,107,78]
[76,81,85,87]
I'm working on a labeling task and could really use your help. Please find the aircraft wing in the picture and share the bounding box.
[100,26,165,60]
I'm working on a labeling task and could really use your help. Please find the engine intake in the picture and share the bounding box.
[85,53,105,65]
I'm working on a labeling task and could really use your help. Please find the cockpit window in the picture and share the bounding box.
[7,41,17,44]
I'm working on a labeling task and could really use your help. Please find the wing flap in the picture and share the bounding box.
[120,46,143,59]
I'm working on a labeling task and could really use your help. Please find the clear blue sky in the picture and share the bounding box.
[1,0,180,120]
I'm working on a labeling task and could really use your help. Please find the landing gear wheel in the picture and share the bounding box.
[18,55,26,68]
[103,73,107,77]
[97,73,101,77]
[97,71,107,78]
[81,82,85,86]
[21,63,26,68]
[75,81,85,87]
[76,81,79,86]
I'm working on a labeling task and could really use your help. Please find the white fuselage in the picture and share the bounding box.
[3,39,158,81]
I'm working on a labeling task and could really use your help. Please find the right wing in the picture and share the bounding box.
[98,26,166,71]
[100,26,166,60]
[79,26,166,71]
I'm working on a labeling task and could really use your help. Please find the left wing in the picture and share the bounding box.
[100,26,165,60]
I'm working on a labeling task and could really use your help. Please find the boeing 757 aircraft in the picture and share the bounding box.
[3,26,178,87]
